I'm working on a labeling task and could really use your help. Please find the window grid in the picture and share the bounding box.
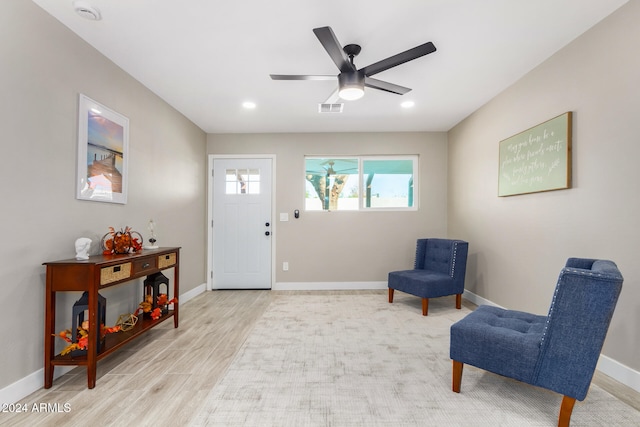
[225,168,260,195]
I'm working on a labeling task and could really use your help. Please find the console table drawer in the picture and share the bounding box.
[158,252,177,269]
[100,262,132,285]
[132,258,157,275]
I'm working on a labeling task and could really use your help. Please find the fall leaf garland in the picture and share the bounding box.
[53,293,177,355]
[53,320,121,356]
[135,293,178,320]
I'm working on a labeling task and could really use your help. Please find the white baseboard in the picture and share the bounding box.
[597,354,640,393]
[461,290,504,308]
[273,281,387,291]
[0,283,208,404]
[462,290,640,393]
[180,282,206,303]
[0,366,74,406]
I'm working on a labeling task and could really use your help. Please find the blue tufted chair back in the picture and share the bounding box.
[415,239,468,293]
[533,258,623,400]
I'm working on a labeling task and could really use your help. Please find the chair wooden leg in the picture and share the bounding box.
[558,395,576,427]
[452,360,463,393]
[455,293,462,309]
[422,298,429,316]
[388,288,394,303]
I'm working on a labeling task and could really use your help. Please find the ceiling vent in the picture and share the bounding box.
[318,103,344,113]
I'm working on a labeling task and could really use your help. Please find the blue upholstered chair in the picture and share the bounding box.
[450,258,624,427]
[388,238,469,316]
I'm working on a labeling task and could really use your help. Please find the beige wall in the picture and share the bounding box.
[0,0,207,391]
[208,132,448,284]
[448,1,640,372]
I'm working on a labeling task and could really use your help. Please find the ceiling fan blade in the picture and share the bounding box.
[364,77,411,95]
[361,42,436,77]
[313,26,355,73]
[270,74,336,81]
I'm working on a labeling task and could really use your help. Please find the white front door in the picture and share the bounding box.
[211,157,273,289]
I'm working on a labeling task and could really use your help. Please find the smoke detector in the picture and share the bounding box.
[73,1,102,21]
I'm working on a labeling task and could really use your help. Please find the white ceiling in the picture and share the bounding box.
[32,0,627,134]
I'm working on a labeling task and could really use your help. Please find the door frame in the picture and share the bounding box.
[207,154,277,291]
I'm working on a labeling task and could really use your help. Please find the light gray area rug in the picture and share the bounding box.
[193,293,640,426]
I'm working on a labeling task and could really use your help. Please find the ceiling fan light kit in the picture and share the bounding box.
[270,26,436,106]
[338,71,365,100]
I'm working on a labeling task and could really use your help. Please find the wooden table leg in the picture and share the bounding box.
[86,287,98,389]
[173,259,180,328]
[44,284,56,389]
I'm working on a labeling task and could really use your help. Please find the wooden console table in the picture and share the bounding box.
[43,247,180,389]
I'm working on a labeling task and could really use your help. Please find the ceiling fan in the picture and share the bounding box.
[270,26,436,103]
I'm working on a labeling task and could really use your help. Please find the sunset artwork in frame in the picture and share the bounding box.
[76,94,129,204]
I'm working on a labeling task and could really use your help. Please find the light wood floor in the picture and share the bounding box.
[4,290,639,426]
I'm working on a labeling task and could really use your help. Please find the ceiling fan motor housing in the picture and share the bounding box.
[338,70,365,100]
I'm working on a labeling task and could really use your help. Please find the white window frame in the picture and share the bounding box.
[304,155,418,212]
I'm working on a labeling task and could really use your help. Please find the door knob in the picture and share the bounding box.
[265,231,270,236]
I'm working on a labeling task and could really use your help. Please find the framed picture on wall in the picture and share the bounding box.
[76,94,129,204]
[498,111,572,197]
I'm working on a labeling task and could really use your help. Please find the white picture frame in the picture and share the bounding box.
[76,94,129,204]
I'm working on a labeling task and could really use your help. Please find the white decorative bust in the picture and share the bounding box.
[75,237,92,260]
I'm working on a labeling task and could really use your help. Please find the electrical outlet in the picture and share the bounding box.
[283,262,289,271]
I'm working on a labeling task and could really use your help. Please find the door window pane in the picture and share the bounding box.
[226,168,260,195]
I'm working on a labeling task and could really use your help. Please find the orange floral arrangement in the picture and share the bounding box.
[53,321,121,356]
[136,293,178,320]
[102,226,143,254]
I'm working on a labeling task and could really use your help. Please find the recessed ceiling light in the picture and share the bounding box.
[242,101,257,109]
[73,1,102,21]
[401,100,415,109]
